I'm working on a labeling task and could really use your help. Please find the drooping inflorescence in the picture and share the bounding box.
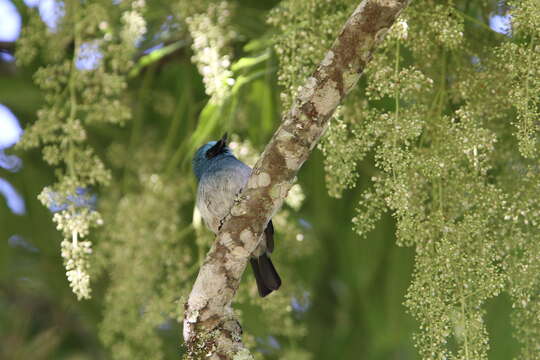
[16,0,143,299]
[272,0,540,358]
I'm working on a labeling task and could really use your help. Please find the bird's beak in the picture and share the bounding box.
[206,133,228,159]
[218,133,228,148]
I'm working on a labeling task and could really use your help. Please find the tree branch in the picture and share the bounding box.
[183,0,411,358]
[0,41,14,53]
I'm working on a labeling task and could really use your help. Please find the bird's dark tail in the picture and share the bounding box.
[250,254,281,297]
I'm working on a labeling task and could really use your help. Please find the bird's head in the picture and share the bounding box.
[192,133,232,181]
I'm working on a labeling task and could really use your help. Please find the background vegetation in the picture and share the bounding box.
[0,0,538,359]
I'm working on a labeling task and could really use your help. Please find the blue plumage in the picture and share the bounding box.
[192,134,281,297]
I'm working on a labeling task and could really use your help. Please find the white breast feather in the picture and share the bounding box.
[196,163,251,233]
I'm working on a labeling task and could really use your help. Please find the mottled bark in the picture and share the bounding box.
[183,0,411,358]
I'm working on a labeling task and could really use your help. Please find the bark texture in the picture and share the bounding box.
[183,0,411,358]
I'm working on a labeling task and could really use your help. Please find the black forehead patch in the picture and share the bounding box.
[205,133,228,159]
[206,141,226,159]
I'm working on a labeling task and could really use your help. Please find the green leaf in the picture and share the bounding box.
[129,41,188,78]
[231,51,270,72]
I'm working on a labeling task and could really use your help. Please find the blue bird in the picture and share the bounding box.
[192,133,281,297]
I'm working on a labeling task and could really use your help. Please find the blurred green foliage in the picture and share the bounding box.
[1,0,538,359]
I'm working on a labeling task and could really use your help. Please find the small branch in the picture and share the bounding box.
[0,41,14,52]
[183,0,411,358]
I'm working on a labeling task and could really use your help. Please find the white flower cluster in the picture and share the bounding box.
[121,0,147,46]
[53,208,102,238]
[54,209,102,300]
[186,2,235,103]
[285,184,305,211]
[388,19,409,41]
[39,187,103,300]
[228,136,258,166]
[61,235,93,300]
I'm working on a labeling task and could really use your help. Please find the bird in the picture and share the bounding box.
[192,133,281,297]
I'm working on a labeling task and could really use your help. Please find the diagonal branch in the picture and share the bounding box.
[183,0,411,358]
